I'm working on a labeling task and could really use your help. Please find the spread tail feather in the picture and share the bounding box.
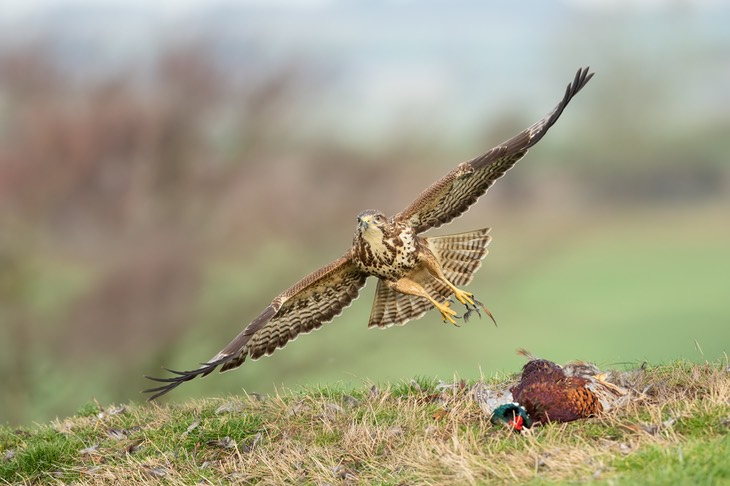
[367,228,491,328]
[426,227,491,285]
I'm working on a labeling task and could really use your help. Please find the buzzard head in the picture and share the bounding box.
[356,209,390,243]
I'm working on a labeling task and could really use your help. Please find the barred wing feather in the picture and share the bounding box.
[144,253,367,400]
[396,68,594,233]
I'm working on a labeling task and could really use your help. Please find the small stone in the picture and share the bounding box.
[388,426,403,437]
[215,402,243,414]
[126,440,143,455]
[208,436,236,449]
[287,401,310,416]
[240,432,262,453]
[79,444,99,455]
[107,405,126,416]
[143,466,167,478]
[342,395,360,408]
[106,428,127,440]
[181,420,200,437]
[326,402,343,413]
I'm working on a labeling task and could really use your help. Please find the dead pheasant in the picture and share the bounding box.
[489,349,627,430]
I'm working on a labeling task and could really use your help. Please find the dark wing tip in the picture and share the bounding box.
[142,355,234,402]
[558,66,594,118]
[522,66,594,149]
[551,66,594,127]
[568,66,594,99]
[141,304,279,402]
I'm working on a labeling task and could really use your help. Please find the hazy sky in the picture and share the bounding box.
[0,0,725,22]
[0,0,727,145]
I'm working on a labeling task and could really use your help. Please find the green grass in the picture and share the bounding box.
[2,361,729,485]
[614,437,730,485]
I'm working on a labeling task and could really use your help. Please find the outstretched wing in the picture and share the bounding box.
[144,252,367,400]
[395,67,594,234]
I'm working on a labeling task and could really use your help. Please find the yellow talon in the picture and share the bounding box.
[452,288,475,306]
[433,300,458,325]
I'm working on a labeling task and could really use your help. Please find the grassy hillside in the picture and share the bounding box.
[2,360,728,485]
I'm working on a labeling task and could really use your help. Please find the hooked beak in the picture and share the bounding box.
[357,215,370,230]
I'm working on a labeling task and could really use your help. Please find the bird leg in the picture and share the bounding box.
[451,287,475,306]
[420,254,496,325]
[386,277,458,325]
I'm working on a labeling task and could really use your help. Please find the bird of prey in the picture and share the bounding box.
[144,67,594,400]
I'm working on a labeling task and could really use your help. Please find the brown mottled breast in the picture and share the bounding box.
[352,220,420,281]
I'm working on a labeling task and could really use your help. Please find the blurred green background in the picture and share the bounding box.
[1,0,729,426]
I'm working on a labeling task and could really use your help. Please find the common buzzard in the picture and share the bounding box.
[145,67,594,400]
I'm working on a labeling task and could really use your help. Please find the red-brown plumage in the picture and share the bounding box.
[510,352,607,424]
[512,376,603,424]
